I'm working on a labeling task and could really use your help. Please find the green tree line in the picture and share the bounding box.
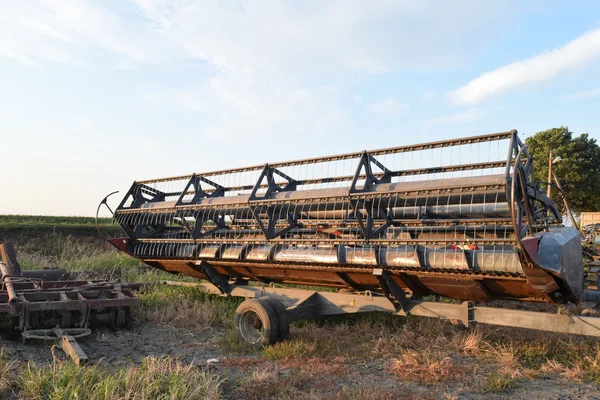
[525,126,600,212]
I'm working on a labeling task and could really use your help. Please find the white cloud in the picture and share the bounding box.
[129,1,514,139]
[140,74,348,141]
[422,90,437,100]
[0,1,517,74]
[0,0,519,142]
[368,98,409,115]
[449,27,600,105]
[140,86,208,111]
[0,0,548,216]
[0,1,171,66]
[423,108,485,125]
[565,87,600,99]
[132,1,513,75]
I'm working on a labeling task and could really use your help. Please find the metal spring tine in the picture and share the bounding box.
[136,212,145,228]
[124,212,132,226]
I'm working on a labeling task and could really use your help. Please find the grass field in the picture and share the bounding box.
[0,215,123,237]
[1,216,600,399]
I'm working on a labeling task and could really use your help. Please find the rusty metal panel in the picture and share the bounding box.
[198,245,222,258]
[246,245,274,261]
[345,247,378,265]
[380,246,420,268]
[469,247,522,274]
[422,248,469,271]
[274,247,339,264]
[221,245,246,260]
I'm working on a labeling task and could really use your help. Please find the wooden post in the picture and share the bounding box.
[0,242,22,277]
[552,171,578,230]
[547,149,553,198]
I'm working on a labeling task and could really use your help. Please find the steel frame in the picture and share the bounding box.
[165,280,600,338]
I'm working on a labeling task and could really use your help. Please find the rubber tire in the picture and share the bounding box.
[261,297,290,341]
[234,298,280,347]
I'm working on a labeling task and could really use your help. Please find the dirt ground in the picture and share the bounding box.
[3,321,600,400]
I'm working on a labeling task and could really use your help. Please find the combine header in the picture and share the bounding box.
[105,129,599,345]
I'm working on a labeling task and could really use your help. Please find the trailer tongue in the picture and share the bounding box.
[105,129,594,344]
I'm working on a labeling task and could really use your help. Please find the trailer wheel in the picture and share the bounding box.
[260,297,290,341]
[234,298,280,346]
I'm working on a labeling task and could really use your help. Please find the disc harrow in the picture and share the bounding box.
[0,242,139,364]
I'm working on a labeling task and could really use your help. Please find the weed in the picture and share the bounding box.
[335,386,430,400]
[18,356,222,400]
[262,340,318,361]
[480,372,515,393]
[390,350,471,386]
[232,366,315,400]
[490,343,522,378]
[514,342,549,369]
[0,349,17,399]
[456,325,483,355]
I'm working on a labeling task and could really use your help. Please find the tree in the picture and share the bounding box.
[525,126,600,212]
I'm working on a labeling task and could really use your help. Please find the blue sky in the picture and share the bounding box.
[1,1,600,216]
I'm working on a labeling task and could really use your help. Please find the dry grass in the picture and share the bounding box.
[0,349,18,399]
[456,326,484,356]
[230,365,317,400]
[273,315,467,362]
[472,329,600,384]
[135,284,239,329]
[258,314,600,391]
[534,350,600,384]
[489,343,522,379]
[335,386,432,400]
[390,349,471,386]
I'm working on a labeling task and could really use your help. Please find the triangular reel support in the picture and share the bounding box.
[118,182,167,210]
[176,174,226,205]
[249,164,299,240]
[350,199,393,240]
[349,152,392,193]
[249,164,297,201]
[349,153,393,240]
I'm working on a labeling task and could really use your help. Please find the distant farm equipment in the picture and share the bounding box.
[0,241,138,364]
